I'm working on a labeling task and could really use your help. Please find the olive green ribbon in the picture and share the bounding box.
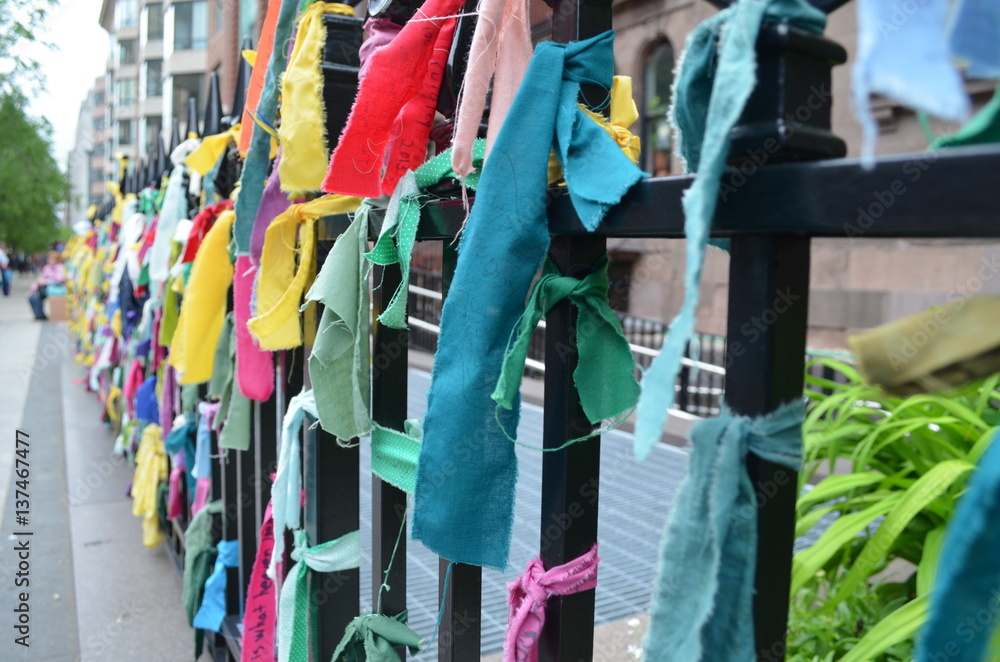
[365,140,485,330]
[492,254,639,426]
[332,611,423,662]
[278,528,361,662]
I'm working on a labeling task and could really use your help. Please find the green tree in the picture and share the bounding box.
[0,0,57,97]
[0,91,68,252]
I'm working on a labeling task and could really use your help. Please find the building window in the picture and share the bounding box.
[145,60,163,98]
[90,168,104,184]
[240,0,258,43]
[93,90,105,106]
[171,73,204,132]
[643,40,675,177]
[116,78,137,106]
[93,116,105,131]
[116,0,138,28]
[118,120,135,146]
[174,1,208,50]
[144,116,163,152]
[119,39,137,66]
[92,142,105,156]
[146,3,164,40]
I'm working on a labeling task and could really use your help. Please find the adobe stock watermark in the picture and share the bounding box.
[843,149,938,239]
[723,287,802,368]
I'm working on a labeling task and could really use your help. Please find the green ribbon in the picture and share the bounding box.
[332,611,423,662]
[278,529,361,662]
[370,420,422,494]
[492,254,639,426]
[365,140,486,330]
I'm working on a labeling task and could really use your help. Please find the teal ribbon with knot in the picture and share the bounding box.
[332,611,423,662]
[492,254,639,428]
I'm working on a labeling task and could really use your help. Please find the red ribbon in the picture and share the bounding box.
[181,199,234,264]
[323,0,463,198]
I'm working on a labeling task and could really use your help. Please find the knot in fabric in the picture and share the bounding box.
[505,545,600,662]
[579,76,641,165]
[332,612,424,662]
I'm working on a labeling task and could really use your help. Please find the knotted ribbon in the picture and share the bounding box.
[268,389,319,580]
[278,529,362,662]
[634,0,823,461]
[643,400,804,662]
[278,3,356,193]
[505,545,600,662]
[332,611,423,662]
[193,539,240,631]
[492,255,638,428]
[323,0,464,198]
[304,202,373,441]
[242,503,277,662]
[247,194,361,350]
[413,30,644,570]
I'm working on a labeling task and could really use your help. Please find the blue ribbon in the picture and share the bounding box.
[193,539,240,632]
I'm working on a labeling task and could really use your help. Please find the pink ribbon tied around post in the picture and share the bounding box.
[505,544,600,662]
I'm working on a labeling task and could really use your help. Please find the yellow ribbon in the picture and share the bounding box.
[184,123,243,176]
[132,424,167,548]
[247,194,361,349]
[106,385,123,424]
[278,2,356,193]
[111,308,122,338]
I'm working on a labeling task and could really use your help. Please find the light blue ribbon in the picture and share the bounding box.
[192,539,240,631]
[948,0,1000,79]
[644,400,803,662]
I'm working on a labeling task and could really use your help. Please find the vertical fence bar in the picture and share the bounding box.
[725,236,810,662]
[236,440,256,616]
[436,242,483,661]
[371,261,408,656]
[254,391,278,529]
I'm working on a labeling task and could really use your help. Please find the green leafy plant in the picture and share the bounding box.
[789,357,1000,660]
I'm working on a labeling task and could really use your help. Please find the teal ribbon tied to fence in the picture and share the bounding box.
[643,400,803,662]
[413,30,644,571]
[268,389,318,580]
[633,0,824,463]
[365,140,485,330]
[332,611,423,662]
[916,430,1000,662]
[278,529,362,662]
[493,255,639,429]
[305,203,374,442]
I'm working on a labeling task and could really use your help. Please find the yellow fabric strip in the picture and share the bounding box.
[248,194,361,350]
[132,424,167,548]
[170,210,236,384]
[277,2,356,193]
[185,124,242,176]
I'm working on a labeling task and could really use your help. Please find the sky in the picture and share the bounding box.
[24,0,110,170]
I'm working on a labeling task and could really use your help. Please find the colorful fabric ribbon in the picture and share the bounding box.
[634,0,823,461]
[185,124,243,177]
[370,421,422,494]
[332,611,423,662]
[148,165,187,293]
[278,529,362,662]
[492,255,638,427]
[242,503,278,662]
[413,30,644,570]
[182,499,224,658]
[643,400,804,662]
[131,423,167,548]
[193,539,240,631]
[505,545,600,662]
[323,0,464,198]
[234,255,275,400]
[247,194,361,350]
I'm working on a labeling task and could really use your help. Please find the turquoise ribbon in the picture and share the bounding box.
[268,389,318,579]
[192,539,239,631]
[278,529,362,662]
[633,0,824,462]
[332,611,423,662]
[365,140,486,330]
[492,255,638,427]
[643,400,804,662]
[916,430,1000,662]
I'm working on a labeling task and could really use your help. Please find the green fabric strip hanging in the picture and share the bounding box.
[332,611,423,662]
[181,499,224,658]
[370,421,422,494]
[493,254,638,426]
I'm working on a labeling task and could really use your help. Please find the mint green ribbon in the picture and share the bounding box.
[370,420,422,494]
[278,529,362,662]
[332,611,423,662]
[365,140,486,330]
[492,254,639,426]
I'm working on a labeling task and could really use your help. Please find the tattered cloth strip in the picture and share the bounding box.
[358,18,402,79]
[247,194,361,350]
[182,200,234,264]
[239,0,282,155]
[183,499,224,659]
[323,0,464,199]
[413,30,644,570]
[278,3,356,193]
[268,389,319,580]
[493,255,638,427]
[242,503,277,662]
[643,401,803,662]
[450,0,531,177]
[505,545,600,662]
[278,529,362,662]
[633,0,823,462]
[185,124,242,177]
[234,255,275,400]
[170,210,235,384]
[332,611,423,662]
[234,0,301,254]
[251,152,297,268]
[131,423,167,548]
[148,164,187,293]
[932,87,1000,149]
[948,0,1000,79]
[304,202,373,441]
[916,430,1000,662]
[853,0,969,162]
[370,420,422,494]
[193,539,240,631]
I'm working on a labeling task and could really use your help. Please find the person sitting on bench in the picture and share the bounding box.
[27,251,65,321]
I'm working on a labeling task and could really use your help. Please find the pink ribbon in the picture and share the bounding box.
[167,464,184,520]
[122,359,145,418]
[234,256,274,401]
[505,544,600,662]
[241,502,277,662]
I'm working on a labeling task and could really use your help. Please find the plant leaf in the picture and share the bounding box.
[838,595,930,662]
[796,472,884,516]
[916,527,946,597]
